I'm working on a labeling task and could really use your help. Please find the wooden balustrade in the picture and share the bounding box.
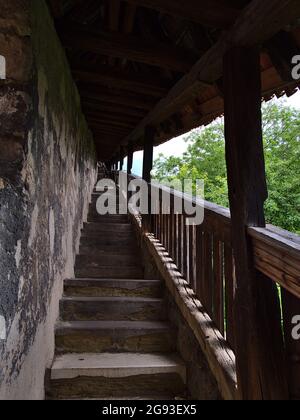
[118,171,300,399]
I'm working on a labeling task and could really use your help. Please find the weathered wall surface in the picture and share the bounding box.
[0,0,97,399]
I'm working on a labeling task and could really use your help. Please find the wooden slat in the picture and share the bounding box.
[196,225,204,302]
[137,230,237,400]
[124,0,300,145]
[203,231,213,317]
[124,0,239,28]
[224,245,235,351]
[213,238,224,335]
[82,100,146,119]
[60,24,196,73]
[73,66,168,97]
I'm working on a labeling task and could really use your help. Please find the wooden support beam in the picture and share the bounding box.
[127,144,134,175]
[60,24,196,73]
[88,118,135,130]
[123,0,239,29]
[223,46,288,400]
[124,0,300,145]
[48,0,63,18]
[142,126,155,183]
[72,66,168,98]
[142,126,155,233]
[79,86,156,111]
[108,0,121,31]
[84,109,140,125]
[82,100,146,119]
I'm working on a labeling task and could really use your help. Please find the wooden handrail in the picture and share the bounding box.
[125,172,300,299]
[116,170,300,399]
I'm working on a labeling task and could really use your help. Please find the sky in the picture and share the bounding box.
[128,91,300,176]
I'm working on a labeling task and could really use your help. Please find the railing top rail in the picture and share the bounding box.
[118,170,300,298]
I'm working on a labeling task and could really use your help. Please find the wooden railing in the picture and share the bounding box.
[118,171,300,399]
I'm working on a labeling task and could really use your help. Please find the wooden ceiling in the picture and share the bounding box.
[48,0,300,161]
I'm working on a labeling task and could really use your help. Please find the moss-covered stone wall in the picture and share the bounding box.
[0,0,97,399]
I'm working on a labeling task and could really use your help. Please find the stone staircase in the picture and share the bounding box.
[46,176,186,400]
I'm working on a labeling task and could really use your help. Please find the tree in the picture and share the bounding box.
[153,101,300,233]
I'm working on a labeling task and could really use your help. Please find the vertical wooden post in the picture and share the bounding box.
[142,126,155,232]
[127,144,134,175]
[119,147,124,172]
[142,126,154,183]
[223,47,288,400]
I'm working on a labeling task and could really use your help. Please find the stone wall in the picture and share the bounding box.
[0,0,97,399]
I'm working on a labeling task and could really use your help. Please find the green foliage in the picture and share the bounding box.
[153,101,300,234]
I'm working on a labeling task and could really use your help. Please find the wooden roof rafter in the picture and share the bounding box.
[59,23,197,73]
[123,0,300,149]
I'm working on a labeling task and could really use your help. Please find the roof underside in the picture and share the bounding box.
[48,0,300,161]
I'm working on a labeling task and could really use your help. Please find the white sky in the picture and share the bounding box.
[130,91,300,176]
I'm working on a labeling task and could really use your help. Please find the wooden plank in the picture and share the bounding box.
[224,245,235,351]
[85,109,140,125]
[281,289,300,399]
[124,0,300,145]
[195,225,204,302]
[188,225,195,288]
[82,100,147,119]
[182,216,188,280]
[79,86,156,111]
[124,0,239,28]
[108,0,121,31]
[127,144,134,175]
[142,127,155,232]
[223,46,288,400]
[60,24,196,73]
[73,66,168,98]
[203,231,213,317]
[213,238,224,335]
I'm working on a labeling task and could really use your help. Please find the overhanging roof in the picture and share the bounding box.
[48,0,300,160]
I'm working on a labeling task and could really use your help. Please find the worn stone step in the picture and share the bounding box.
[79,244,139,257]
[48,353,186,400]
[81,229,135,239]
[55,321,176,354]
[75,265,144,279]
[80,235,137,248]
[61,297,167,322]
[64,279,162,298]
[75,254,138,268]
[87,214,129,224]
[83,223,133,233]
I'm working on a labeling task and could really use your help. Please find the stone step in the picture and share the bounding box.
[60,297,166,322]
[75,265,144,279]
[83,223,133,233]
[64,279,162,298]
[75,254,138,268]
[55,321,176,354]
[80,235,137,248]
[87,214,129,224]
[79,244,139,257]
[81,229,135,239]
[48,353,186,400]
